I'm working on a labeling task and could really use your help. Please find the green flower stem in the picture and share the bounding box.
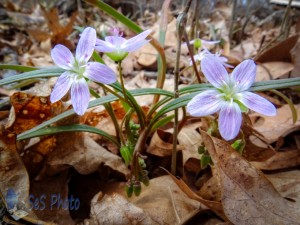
[118,61,129,104]
[98,83,127,103]
[110,83,146,130]
[84,0,166,105]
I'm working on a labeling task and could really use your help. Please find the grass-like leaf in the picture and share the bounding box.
[17,124,120,147]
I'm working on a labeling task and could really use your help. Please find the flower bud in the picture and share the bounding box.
[133,181,142,196]
[125,182,133,198]
[193,38,202,49]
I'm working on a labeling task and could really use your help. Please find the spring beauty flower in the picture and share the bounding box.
[187,56,276,140]
[95,28,152,61]
[191,49,233,68]
[50,27,117,115]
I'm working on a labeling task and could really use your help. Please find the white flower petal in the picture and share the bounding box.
[50,71,74,103]
[71,78,90,115]
[105,36,126,48]
[75,27,96,63]
[51,45,74,70]
[219,102,242,141]
[95,39,116,52]
[122,29,152,52]
[231,59,256,91]
[239,91,277,116]
[187,90,224,117]
[201,55,229,88]
[85,62,117,84]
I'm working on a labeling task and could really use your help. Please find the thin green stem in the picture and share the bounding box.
[118,61,129,104]
[98,83,127,103]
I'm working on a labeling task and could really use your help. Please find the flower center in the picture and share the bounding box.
[71,59,86,77]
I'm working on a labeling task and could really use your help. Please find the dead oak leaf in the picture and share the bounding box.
[201,131,300,225]
[251,104,300,144]
[6,92,62,135]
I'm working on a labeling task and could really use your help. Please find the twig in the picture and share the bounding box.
[183,29,202,83]
[171,0,192,175]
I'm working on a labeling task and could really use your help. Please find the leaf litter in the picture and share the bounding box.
[0,1,300,224]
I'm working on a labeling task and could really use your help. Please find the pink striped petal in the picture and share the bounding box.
[76,27,96,63]
[71,78,90,115]
[51,45,74,70]
[85,62,117,84]
[187,90,224,117]
[231,59,256,91]
[201,56,229,88]
[122,29,152,52]
[50,71,74,103]
[95,39,116,52]
[239,92,277,116]
[219,102,242,141]
[105,36,126,47]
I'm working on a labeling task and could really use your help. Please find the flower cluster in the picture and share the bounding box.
[50,27,151,115]
[187,55,276,140]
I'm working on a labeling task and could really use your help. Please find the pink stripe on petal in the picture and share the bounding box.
[105,36,126,47]
[219,102,242,141]
[71,78,90,115]
[231,59,256,91]
[122,39,149,52]
[95,39,116,52]
[85,62,117,84]
[50,71,73,103]
[239,92,277,116]
[187,90,224,117]
[51,45,74,70]
[201,56,229,88]
[122,29,152,52]
[76,27,96,63]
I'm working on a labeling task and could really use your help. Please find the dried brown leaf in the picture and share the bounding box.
[201,131,300,225]
[147,129,183,157]
[251,149,300,170]
[256,61,294,81]
[256,35,299,63]
[267,170,300,203]
[36,133,129,178]
[252,104,300,143]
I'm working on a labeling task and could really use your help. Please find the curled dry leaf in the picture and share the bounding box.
[147,129,183,157]
[35,133,129,179]
[6,92,63,135]
[166,172,227,221]
[85,193,156,225]
[251,104,300,144]
[255,35,299,63]
[84,175,202,225]
[251,149,300,170]
[0,127,30,211]
[201,131,300,225]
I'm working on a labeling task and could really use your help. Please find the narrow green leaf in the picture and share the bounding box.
[0,64,37,72]
[0,67,64,86]
[270,89,298,124]
[17,124,120,147]
[17,88,174,140]
[151,115,175,132]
